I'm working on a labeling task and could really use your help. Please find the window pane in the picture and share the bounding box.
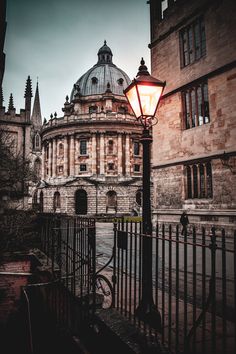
[182,31,189,66]
[206,162,213,197]
[203,84,210,123]
[194,21,201,60]
[200,19,206,56]
[108,140,113,154]
[134,142,140,155]
[197,86,203,125]
[200,164,205,197]
[187,166,192,198]
[184,91,191,129]
[80,140,87,155]
[191,89,197,127]
[193,165,198,198]
[188,27,194,63]
[180,17,206,68]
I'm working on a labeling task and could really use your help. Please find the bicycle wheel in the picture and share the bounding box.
[95,274,113,309]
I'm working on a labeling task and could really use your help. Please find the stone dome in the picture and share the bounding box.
[70,41,131,100]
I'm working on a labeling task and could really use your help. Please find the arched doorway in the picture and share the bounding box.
[75,189,87,215]
[106,191,117,214]
[39,191,43,213]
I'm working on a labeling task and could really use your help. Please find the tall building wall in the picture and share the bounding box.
[150,0,236,226]
[0,0,6,88]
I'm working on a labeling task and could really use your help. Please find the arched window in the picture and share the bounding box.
[75,189,87,215]
[106,191,117,213]
[91,77,98,84]
[53,191,61,211]
[34,133,40,149]
[39,191,43,213]
[80,140,87,155]
[58,143,64,156]
[46,146,49,160]
[117,78,124,85]
[134,142,140,156]
[34,158,41,178]
[108,140,113,154]
[118,106,126,114]
[89,105,97,114]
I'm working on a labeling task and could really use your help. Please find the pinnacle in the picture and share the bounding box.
[8,93,14,111]
[24,75,33,98]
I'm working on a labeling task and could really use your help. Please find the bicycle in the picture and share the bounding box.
[94,271,113,309]
[54,245,114,309]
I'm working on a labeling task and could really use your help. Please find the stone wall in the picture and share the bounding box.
[150,0,236,93]
[152,63,236,166]
[37,182,142,216]
[150,0,236,223]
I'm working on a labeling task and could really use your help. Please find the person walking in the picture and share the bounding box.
[180,210,189,235]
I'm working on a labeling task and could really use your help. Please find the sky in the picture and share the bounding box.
[3,0,151,120]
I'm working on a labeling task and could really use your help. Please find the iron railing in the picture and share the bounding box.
[112,220,236,354]
[26,214,96,336]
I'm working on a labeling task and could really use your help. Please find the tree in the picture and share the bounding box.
[0,128,39,254]
[0,128,37,204]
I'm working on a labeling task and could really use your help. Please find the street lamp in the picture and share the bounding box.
[124,58,165,331]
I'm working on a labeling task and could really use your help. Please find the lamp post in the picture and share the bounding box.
[124,58,165,330]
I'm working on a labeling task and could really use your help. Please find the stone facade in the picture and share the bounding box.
[0,77,42,210]
[37,42,143,216]
[149,0,236,226]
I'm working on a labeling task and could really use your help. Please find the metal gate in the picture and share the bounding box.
[33,214,96,332]
[112,220,236,354]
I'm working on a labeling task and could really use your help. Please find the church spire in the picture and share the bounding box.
[31,80,42,128]
[24,75,32,121]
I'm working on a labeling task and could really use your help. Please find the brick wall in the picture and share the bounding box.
[0,259,32,325]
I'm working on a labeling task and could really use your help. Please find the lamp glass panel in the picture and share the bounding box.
[137,84,163,116]
[125,85,141,118]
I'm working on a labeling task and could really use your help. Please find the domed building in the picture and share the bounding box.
[36,42,143,216]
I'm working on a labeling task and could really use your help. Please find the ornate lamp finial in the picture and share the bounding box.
[137,58,150,77]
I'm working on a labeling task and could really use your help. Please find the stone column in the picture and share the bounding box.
[125,133,130,176]
[117,133,123,175]
[52,138,57,177]
[48,140,52,178]
[100,133,105,175]
[41,144,45,179]
[70,134,75,176]
[64,136,68,177]
[91,133,97,175]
